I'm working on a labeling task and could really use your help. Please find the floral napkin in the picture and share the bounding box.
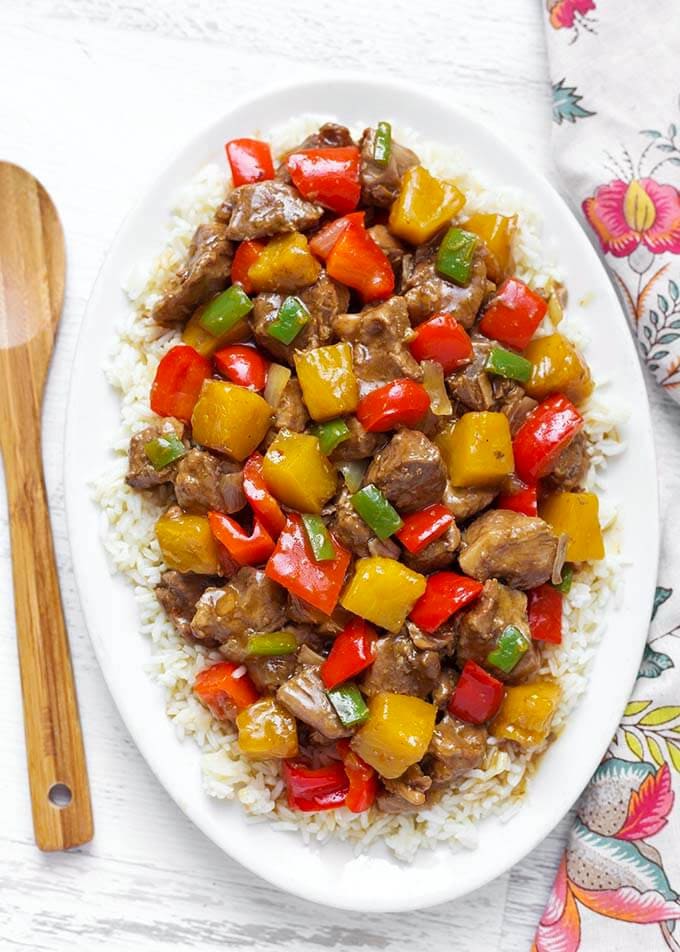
[535,2,680,950]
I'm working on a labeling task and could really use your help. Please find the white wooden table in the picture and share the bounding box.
[2,2,677,949]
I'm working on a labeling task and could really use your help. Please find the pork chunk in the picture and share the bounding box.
[190,568,288,660]
[361,633,440,699]
[329,487,372,557]
[359,127,419,207]
[333,296,422,396]
[329,416,385,462]
[252,271,346,365]
[545,431,589,491]
[446,337,494,411]
[155,570,215,639]
[151,223,233,326]
[443,482,497,522]
[217,180,323,240]
[274,378,309,432]
[402,523,461,573]
[455,578,540,683]
[459,509,559,590]
[426,714,487,784]
[276,660,350,739]
[367,225,407,277]
[174,448,245,514]
[366,429,446,513]
[126,418,187,489]
[493,379,538,436]
[403,241,488,327]
[380,765,433,813]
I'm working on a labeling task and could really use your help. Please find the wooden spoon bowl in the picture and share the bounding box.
[0,162,93,850]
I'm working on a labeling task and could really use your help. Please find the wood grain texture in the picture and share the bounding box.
[0,163,93,851]
[1,1,678,949]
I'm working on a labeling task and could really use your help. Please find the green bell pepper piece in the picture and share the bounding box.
[485,345,533,383]
[552,563,574,594]
[486,625,530,673]
[372,121,392,167]
[436,227,478,286]
[327,683,369,727]
[246,631,299,656]
[351,484,403,540]
[199,285,253,336]
[143,434,187,470]
[301,513,336,562]
[267,295,310,345]
[312,419,350,455]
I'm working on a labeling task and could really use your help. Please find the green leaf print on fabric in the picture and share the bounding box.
[552,79,595,125]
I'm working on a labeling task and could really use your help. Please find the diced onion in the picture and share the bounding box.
[421,360,452,416]
[338,460,367,494]
[263,362,291,408]
[231,665,247,680]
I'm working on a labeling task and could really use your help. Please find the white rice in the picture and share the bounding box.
[93,117,625,862]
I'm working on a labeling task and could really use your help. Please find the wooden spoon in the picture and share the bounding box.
[0,162,93,851]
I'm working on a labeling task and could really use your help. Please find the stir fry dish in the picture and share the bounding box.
[126,121,604,816]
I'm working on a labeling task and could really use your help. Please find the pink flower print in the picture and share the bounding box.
[582,178,680,258]
[548,0,596,29]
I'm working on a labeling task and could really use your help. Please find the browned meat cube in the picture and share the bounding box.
[545,431,589,491]
[426,714,487,784]
[287,594,349,637]
[359,127,419,207]
[151,223,233,326]
[446,337,494,411]
[361,633,440,699]
[251,271,347,365]
[329,416,385,462]
[217,180,323,240]
[366,429,446,513]
[443,482,497,522]
[402,523,461,573]
[276,659,350,739]
[455,578,540,684]
[458,510,559,590]
[379,764,433,812]
[329,486,373,558]
[155,570,216,640]
[491,378,538,435]
[333,296,422,396]
[126,418,187,489]
[190,568,288,661]
[273,378,309,432]
[173,448,245,514]
[403,240,489,328]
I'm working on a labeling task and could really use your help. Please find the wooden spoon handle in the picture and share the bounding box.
[5,424,93,851]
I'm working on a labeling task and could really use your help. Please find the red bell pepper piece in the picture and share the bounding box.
[225,138,275,187]
[193,661,260,718]
[286,146,361,215]
[242,453,286,538]
[265,514,351,615]
[528,583,563,644]
[150,345,212,422]
[395,504,453,555]
[208,512,275,566]
[410,572,484,633]
[409,313,473,374]
[448,660,505,725]
[337,740,378,813]
[496,480,538,517]
[356,378,430,432]
[282,760,349,812]
[320,618,378,689]
[326,219,395,301]
[231,239,266,294]
[479,277,548,350]
[214,344,268,391]
[309,211,365,261]
[513,394,584,481]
